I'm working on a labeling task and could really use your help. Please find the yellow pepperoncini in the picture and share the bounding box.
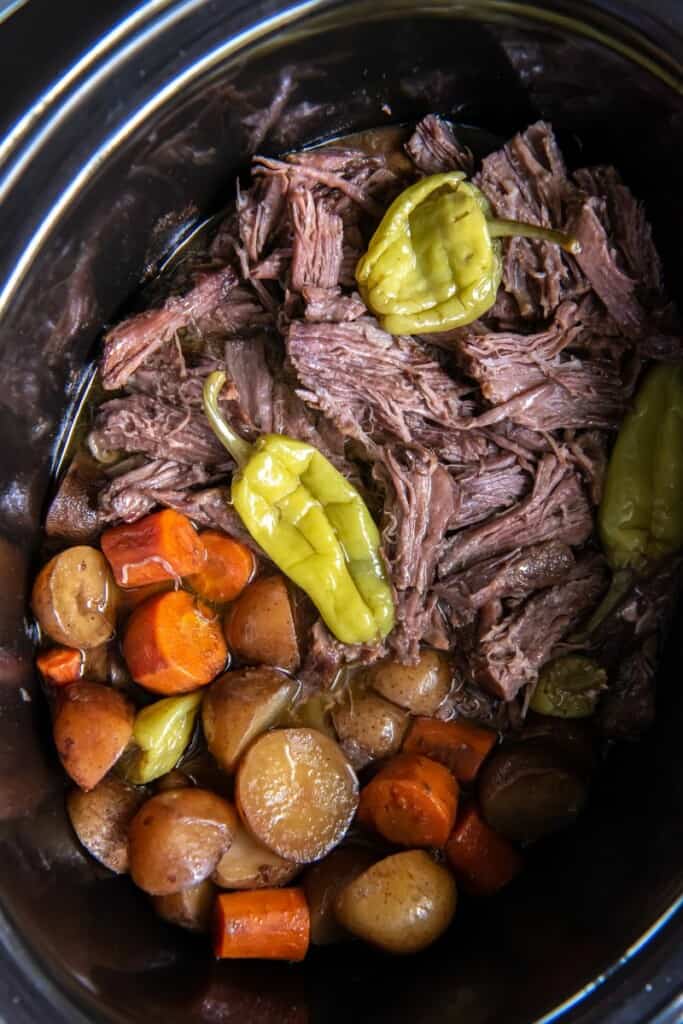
[356,172,581,334]
[120,691,202,784]
[203,373,395,646]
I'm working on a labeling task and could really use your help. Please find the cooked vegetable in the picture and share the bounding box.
[203,372,394,645]
[335,850,457,954]
[187,530,254,604]
[121,692,202,784]
[332,689,409,766]
[123,590,227,694]
[117,579,174,614]
[32,546,117,649]
[202,667,299,774]
[128,788,237,895]
[302,844,377,945]
[53,682,134,791]
[153,879,215,933]
[155,769,191,792]
[236,728,358,863]
[445,802,522,895]
[478,740,589,843]
[213,818,299,889]
[36,646,83,686]
[101,509,206,588]
[213,887,310,961]
[366,649,451,715]
[530,656,607,719]
[224,575,300,672]
[403,716,497,783]
[67,776,146,873]
[286,692,336,738]
[358,752,458,848]
[599,364,683,570]
[356,172,580,334]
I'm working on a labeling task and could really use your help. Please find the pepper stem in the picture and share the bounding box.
[487,217,582,255]
[202,371,252,468]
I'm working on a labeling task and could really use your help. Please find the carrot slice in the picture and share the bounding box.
[187,531,254,604]
[117,579,174,614]
[36,646,83,686]
[445,802,523,896]
[403,717,497,784]
[357,752,459,848]
[123,590,227,694]
[213,888,310,960]
[101,509,206,588]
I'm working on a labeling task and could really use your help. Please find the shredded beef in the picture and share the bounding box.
[236,173,289,265]
[98,459,216,523]
[439,454,592,576]
[302,287,366,323]
[101,266,240,389]
[437,540,575,627]
[448,456,529,531]
[405,114,474,176]
[289,188,343,291]
[565,429,608,505]
[472,554,608,700]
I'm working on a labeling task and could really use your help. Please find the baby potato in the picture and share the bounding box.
[128,788,237,896]
[202,668,299,773]
[332,690,409,767]
[225,575,300,671]
[366,649,452,715]
[335,850,457,954]
[303,845,377,945]
[213,818,299,890]
[67,776,146,873]
[32,546,118,649]
[236,728,358,863]
[152,878,215,933]
[53,682,135,791]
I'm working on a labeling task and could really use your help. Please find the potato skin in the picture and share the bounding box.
[303,845,377,945]
[212,819,299,890]
[202,667,299,774]
[32,546,117,649]
[67,776,146,873]
[53,683,134,791]
[236,728,358,864]
[335,850,457,954]
[128,788,237,895]
[152,879,215,933]
[224,575,300,671]
[366,650,452,715]
[332,691,409,768]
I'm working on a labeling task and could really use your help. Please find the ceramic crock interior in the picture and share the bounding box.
[0,2,681,1022]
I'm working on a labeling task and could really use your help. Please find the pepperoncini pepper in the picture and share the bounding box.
[599,364,683,570]
[120,691,202,784]
[356,172,581,334]
[202,372,395,645]
[530,656,607,719]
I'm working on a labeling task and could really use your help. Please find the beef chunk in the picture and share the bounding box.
[46,452,106,542]
[598,638,656,740]
[565,429,608,505]
[253,151,389,219]
[437,540,575,626]
[472,555,608,700]
[101,266,241,389]
[236,173,289,265]
[405,114,474,176]
[439,454,593,576]
[98,459,216,523]
[302,287,366,323]
[289,188,343,291]
[448,456,529,531]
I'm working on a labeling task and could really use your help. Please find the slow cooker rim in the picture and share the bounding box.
[0,1,682,1022]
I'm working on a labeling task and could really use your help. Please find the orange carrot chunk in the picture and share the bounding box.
[123,590,227,695]
[403,717,497,784]
[187,531,254,604]
[117,579,174,615]
[357,752,459,848]
[213,887,310,961]
[36,646,83,686]
[101,509,206,589]
[445,802,523,896]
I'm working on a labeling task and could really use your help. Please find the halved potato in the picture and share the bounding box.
[66,776,145,873]
[332,690,409,768]
[236,728,358,863]
[303,844,377,945]
[335,850,457,954]
[32,546,118,649]
[224,575,300,671]
[212,818,299,889]
[366,650,452,715]
[152,878,215,933]
[202,667,299,774]
[128,788,237,895]
[53,682,134,791]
